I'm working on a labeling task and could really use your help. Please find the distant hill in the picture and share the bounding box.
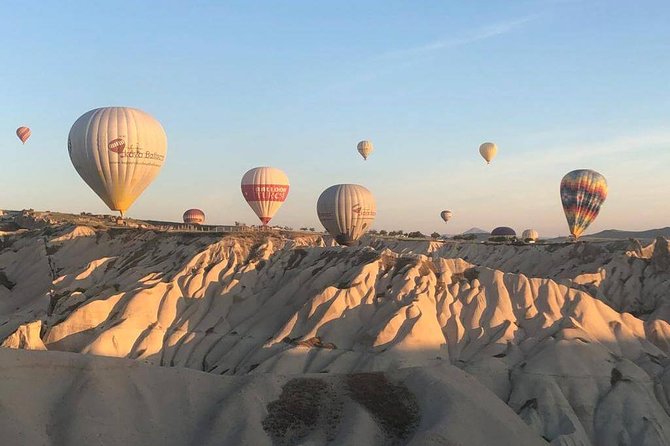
[463,227,488,234]
[585,227,670,240]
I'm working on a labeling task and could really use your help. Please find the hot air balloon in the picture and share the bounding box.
[183,209,205,225]
[440,210,452,223]
[357,140,374,160]
[16,127,31,144]
[68,107,167,217]
[317,184,376,246]
[522,229,539,242]
[241,167,290,225]
[560,169,608,239]
[479,142,497,164]
[491,227,516,237]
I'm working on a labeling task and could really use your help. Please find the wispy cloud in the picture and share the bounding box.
[377,14,541,60]
[309,14,542,98]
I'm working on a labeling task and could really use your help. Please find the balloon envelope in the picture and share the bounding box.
[522,229,539,241]
[440,210,452,223]
[241,167,290,225]
[16,126,31,144]
[479,142,497,164]
[183,209,205,225]
[357,140,373,160]
[317,184,376,246]
[560,169,608,239]
[68,107,167,216]
[491,226,516,237]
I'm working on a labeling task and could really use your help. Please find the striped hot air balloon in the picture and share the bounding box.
[16,126,31,144]
[317,184,376,246]
[241,167,290,225]
[357,140,373,160]
[560,169,608,239]
[183,209,205,225]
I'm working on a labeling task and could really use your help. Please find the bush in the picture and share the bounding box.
[407,231,426,238]
[453,233,477,241]
[489,236,516,243]
[430,232,440,239]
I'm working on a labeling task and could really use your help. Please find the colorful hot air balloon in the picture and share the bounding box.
[440,210,452,223]
[560,169,608,239]
[241,167,290,225]
[479,142,497,164]
[183,209,205,225]
[68,107,167,217]
[522,229,539,242]
[357,140,373,160]
[16,126,31,144]
[317,184,376,246]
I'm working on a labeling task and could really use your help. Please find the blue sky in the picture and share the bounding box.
[1,0,669,236]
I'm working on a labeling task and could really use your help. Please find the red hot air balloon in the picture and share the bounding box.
[16,126,31,144]
[241,167,290,225]
[183,209,205,225]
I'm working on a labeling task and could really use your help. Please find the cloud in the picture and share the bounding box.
[316,14,541,96]
[377,14,541,61]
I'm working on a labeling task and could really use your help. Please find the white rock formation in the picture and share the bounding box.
[1,218,670,445]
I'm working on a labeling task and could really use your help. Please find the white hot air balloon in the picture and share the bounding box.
[357,140,374,160]
[317,184,376,246]
[522,229,539,242]
[68,107,167,217]
[241,167,290,225]
[479,142,497,164]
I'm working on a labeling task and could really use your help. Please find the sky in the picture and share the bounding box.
[1,0,669,236]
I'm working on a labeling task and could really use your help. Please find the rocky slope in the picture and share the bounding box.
[1,215,670,445]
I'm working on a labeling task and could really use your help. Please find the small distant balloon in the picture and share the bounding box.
[522,229,539,241]
[491,227,516,237]
[241,167,290,225]
[479,142,497,164]
[16,127,31,144]
[560,169,608,239]
[317,184,376,246]
[357,140,373,160]
[440,210,452,223]
[183,209,205,225]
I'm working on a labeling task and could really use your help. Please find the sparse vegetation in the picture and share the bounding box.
[453,233,477,240]
[488,236,516,243]
[407,231,426,238]
[345,373,420,441]
[263,378,342,444]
